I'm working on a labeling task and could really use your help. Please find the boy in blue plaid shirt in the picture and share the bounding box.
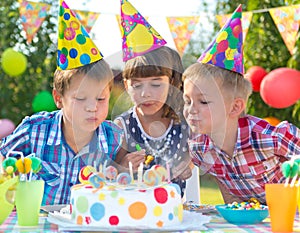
[0,1,123,205]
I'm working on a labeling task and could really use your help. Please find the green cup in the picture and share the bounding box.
[0,176,18,224]
[15,180,44,226]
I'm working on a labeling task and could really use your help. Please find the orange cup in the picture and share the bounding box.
[265,183,298,233]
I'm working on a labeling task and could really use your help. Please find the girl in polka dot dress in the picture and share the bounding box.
[114,46,193,197]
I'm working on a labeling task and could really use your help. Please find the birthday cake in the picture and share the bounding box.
[70,165,183,228]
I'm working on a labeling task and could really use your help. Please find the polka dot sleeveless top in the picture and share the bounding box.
[115,107,190,196]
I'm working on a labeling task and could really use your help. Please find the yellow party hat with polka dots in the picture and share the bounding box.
[120,0,167,62]
[198,4,244,74]
[57,0,103,70]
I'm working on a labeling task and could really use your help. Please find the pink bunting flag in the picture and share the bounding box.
[216,11,253,42]
[269,5,300,55]
[19,0,50,44]
[74,10,100,33]
[166,16,200,56]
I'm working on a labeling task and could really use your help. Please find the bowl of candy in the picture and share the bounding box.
[216,198,269,224]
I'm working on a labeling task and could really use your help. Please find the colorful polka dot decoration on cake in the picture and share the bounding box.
[70,184,182,227]
[120,0,167,61]
[198,4,244,75]
[57,0,103,70]
[69,163,182,228]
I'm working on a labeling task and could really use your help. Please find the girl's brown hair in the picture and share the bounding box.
[122,46,184,122]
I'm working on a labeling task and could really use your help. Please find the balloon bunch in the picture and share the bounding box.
[281,157,300,187]
[246,67,300,108]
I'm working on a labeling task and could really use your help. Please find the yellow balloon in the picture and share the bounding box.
[127,24,154,53]
[1,48,27,76]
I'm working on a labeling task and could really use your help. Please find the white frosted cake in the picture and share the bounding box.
[69,165,183,228]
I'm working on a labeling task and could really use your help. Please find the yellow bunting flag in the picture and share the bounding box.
[166,16,200,56]
[19,0,50,43]
[74,10,100,33]
[216,11,253,42]
[269,5,300,55]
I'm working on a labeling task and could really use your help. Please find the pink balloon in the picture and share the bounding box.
[0,119,15,139]
[260,68,300,108]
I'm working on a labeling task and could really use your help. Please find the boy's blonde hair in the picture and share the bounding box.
[183,63,252,102]
[122,46,184,122]
[53,59,114,96]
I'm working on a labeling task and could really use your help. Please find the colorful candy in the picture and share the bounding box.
[226,198,268,210]
[281,161,298,178]
[2,157,17,175]
[30,157,42,173]
[15,157,32,174]
[79,166,96,184]
[105,165,118,181]
[144,155,154,166]
[116,172,132,185]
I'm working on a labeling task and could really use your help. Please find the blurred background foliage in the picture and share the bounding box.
[0,0,299,127]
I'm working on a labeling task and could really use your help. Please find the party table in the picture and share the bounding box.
[1,210,300,232]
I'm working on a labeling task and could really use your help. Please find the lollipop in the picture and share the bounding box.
[15,157,32,174]
[281,160,298,187]
[152,165,167,182]
[105,165,118,181]
[30,157,42,173]
[79,166,97,184]
[89,172,105,189]
[116,172,132,185]
[2,157,17,175]
[143,169,159,186]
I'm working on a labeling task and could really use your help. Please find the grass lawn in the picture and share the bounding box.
[200,174,224,205]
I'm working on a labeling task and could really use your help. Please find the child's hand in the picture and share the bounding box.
[120,150,146,171]
[172,161,192,180]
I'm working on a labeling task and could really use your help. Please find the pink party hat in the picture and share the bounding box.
[57,0,103,70]
[198,4,244,74]
[120,0,167,62]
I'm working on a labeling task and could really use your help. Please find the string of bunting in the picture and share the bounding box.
[18,0,300,56]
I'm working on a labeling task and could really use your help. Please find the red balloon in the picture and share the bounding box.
[0,119,15,139]
[260,68,300,108]
[245,66,268,92]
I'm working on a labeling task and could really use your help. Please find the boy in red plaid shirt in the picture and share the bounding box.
[182,5,300,204]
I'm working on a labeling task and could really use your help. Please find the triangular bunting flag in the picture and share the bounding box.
[166,16,200,56]
[19,0,50,44]
[216,11,253,42]
[269,4,300,55]
[74,10,100,33]
[57,0,103,70]
[120,0,167,61]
